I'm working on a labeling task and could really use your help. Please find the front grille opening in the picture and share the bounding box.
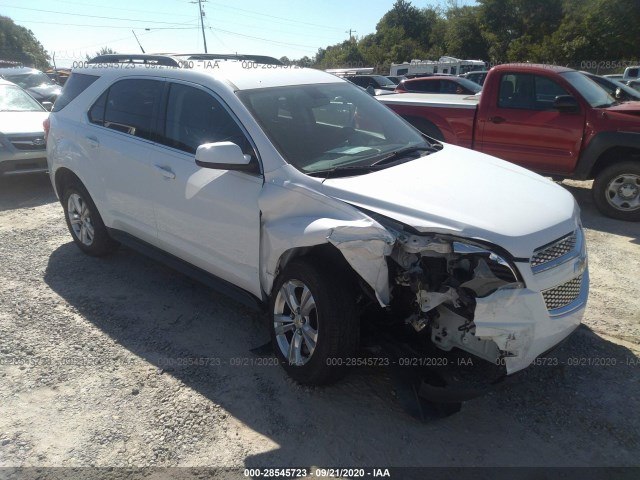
[531,231,577,269]
[542,274,583,311]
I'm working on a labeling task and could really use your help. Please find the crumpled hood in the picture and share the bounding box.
[0,111,48,135]
[321,144,578,259]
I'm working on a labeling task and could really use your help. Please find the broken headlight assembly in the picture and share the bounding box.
[387,232,523,365]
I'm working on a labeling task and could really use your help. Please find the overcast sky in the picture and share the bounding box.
[0,0,476,68]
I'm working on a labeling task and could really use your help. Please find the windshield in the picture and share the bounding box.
[587,74,640,100]
[3,72,55,89]
[371,75,396,87]
[457,78,482,93]
[0,84,45,112]
[238,82,429,174]
[560,71,616,107]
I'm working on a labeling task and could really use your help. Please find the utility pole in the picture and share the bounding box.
[346,29,357,42]
[198,0,208,53]
[190,0,208,52]
[132,30,145,53]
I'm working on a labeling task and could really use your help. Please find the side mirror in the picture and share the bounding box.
[552,95,579,112]
[41,101,54,111]
[195,141,257,173]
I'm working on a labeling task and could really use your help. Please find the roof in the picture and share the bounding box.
[491,63,575,74]
[74,59,344,91]
[378,92,479,109]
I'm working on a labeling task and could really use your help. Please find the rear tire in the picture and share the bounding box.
[61,180,119,256]
[592,161,640,221]
[269,258,359,385]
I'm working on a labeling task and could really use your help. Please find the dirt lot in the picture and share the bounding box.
[0,175,639,471]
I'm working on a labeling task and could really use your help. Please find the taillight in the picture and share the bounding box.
[43,117,50,142]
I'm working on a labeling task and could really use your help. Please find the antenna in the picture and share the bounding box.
[132,30,146,53]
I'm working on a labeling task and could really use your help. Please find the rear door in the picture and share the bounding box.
[477,72,586,174]
[86,78,164,243]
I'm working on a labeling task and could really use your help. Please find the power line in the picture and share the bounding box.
[205,1,344,32]
[0,4,198,26]
[12,19,199,30]
[209,27,318,50]
[52,0,194,18]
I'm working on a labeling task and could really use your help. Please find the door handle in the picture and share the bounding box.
[489,116,506,124]
[154,165,176,180]
[86,136,99,148]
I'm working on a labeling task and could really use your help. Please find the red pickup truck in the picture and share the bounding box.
[378,64,640,221]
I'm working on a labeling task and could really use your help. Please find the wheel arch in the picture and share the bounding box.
[400,115,446,141]
[271,243,376,302]
[54,167,84,199]
[574,132,640,180]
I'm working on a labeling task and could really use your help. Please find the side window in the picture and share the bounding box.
[534,76,570,109]
[52,73,99,112]
[161,83,251,155]
[421,80,439,93]
[499,73,570,110]
[89,79,163,140]
[88,90,107,125]
[441,80,457,94]
[499,73,534,109]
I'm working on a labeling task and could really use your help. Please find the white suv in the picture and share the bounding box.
[47,54,588,387]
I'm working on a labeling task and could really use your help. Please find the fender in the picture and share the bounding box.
[573,131,640,180]
[258,169,396,305]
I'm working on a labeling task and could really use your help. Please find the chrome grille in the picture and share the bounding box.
[531,231,577,269]
[542,275,583,311]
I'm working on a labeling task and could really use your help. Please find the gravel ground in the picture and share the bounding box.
[0,175,639,470]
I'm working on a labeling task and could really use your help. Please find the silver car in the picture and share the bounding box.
[0,79,49,176]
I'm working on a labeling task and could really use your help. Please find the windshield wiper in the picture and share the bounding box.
[369,145,438,167]
[310,145,438,180]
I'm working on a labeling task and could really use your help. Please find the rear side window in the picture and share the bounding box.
[52,73,99,112]
[410,80,439,93]
[89,79,163,140]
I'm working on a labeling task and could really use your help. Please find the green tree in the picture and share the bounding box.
[445,6,489,59]
[0,16,50,69]
[86,47,117,61]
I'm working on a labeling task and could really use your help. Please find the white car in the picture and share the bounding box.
[46,54,588,387]
[0,79,49,176]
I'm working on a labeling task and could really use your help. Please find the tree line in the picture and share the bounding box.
[282,0,640,75]
[1,0,638,74]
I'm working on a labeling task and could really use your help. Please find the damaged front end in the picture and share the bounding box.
[361,221,586,378]
[387,232,524,369]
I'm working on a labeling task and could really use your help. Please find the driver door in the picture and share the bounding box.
[149,81,263,297]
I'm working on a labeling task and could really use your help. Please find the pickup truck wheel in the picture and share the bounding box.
[270,258,358,385]
[593,162,640,221]
[62,181,119,256]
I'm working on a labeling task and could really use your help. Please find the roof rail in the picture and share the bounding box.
[182,54,283,65]
[87,54,180,67]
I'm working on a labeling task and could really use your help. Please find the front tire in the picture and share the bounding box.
[61,181,119,256]
[269,258,359,385]
[592,162,640,221]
